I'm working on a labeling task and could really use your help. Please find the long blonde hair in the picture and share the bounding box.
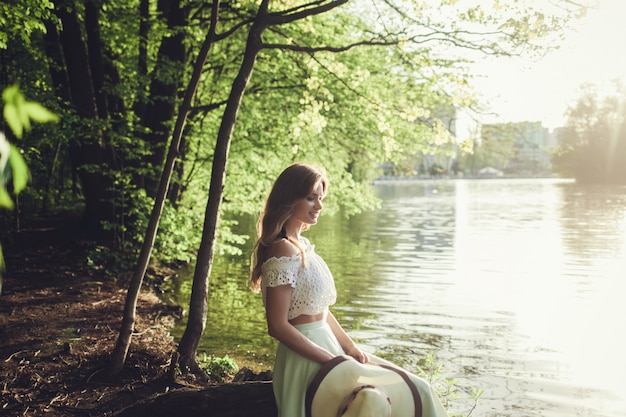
[249,163,328,291]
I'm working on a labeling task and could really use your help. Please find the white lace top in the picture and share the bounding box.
[261,237,337,320]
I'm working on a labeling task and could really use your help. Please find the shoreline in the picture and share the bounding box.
[371,175,574,184]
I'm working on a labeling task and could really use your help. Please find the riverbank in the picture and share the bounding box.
[0,218,213,416]
[371,173,565,184]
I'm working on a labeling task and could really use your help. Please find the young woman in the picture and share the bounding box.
[250,163,449,417]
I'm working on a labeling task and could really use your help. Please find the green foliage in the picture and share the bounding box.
[0,135,27,208]
[1,84,59,290]
[197,353,239,383]
[1,85,61,211]
[1,84,58,209]
[417,354,483,417]
[373,349,483,417]
[2,85,59,139]
[86,245,133,274]
[87,175,199,271]
[0,0,54,49]
[153,202,203,263]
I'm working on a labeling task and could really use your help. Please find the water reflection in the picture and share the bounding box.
[169,179,626,417]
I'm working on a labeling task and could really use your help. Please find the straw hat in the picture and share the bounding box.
[305,355,422,417]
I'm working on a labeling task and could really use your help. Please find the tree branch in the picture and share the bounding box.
[189,100,228,117]
[275,0,332,15]
[260,39,393,53]
[215,17,255,42]
[266,0,349,26]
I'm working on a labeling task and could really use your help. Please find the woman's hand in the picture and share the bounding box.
[344,344,368,363]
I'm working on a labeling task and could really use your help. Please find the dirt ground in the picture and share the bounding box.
[0,219,217,416]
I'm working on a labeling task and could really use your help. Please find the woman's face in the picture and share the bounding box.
[290,182,324,227]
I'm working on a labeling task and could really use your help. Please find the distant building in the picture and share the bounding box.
[549,127,567,149]
[481,121,552,176]
[511,122,550,174]
[430,107,480,175]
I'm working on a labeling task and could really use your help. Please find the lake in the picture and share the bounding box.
[169,178,626,417]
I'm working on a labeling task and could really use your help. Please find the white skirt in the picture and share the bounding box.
[271,319,449,417]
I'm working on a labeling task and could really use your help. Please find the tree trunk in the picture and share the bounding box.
[134,0,150,121]
[42,20,71,215]
[139,0,187,196]
[84,0,108,121]
[176,2,268,376]
[109,1,221,376]
[114,382,277,417]
[166,122,191,206]
[42,20,71,103]
[54,1,118,232]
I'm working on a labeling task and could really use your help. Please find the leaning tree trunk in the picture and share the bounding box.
[174,0,352,377]
[175,2,269,377]
[109,1,221,376]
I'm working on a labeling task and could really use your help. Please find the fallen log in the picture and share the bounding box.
[114,381,277,417]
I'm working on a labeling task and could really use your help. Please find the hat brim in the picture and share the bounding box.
[306,356,422,417]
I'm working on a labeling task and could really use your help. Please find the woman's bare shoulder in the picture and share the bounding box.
[265,238,300,260]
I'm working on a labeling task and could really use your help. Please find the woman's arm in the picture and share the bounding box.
[265,285,335,364]
[326,311,368,363]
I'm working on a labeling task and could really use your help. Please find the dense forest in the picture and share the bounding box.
[0,0,599,415]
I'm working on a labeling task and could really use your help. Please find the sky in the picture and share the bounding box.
[470,0,626,130]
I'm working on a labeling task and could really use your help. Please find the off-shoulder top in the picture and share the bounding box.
[260,237,337,320]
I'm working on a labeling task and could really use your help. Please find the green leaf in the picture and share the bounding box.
[1,84,21,103]
[23,101,59,123]
[8,144,29,194]
[18,101,31,134]
[3,104,23,138]
[2,85,58,138]
[0,187,13,209]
